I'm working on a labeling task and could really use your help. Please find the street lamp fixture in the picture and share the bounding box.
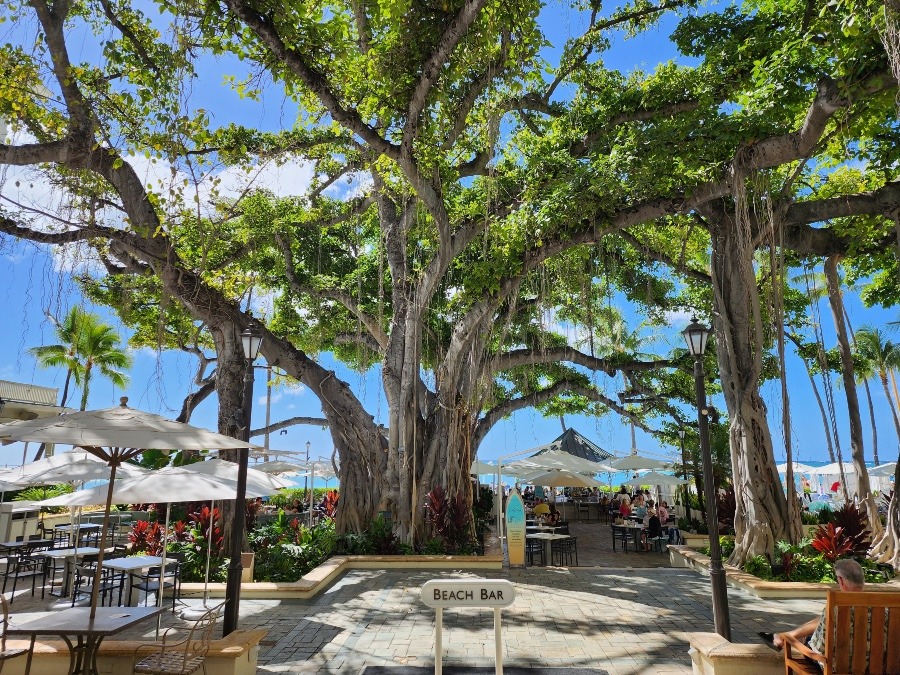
[681,318,731,641]
[223,323,263,636]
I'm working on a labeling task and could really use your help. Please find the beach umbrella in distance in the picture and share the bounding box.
[806,462,856,475]
[251,460,306,476]
[623,471,689,487]
[0,397,257,618]
[506,449,613,475]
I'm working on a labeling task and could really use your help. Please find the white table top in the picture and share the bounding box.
[102,555,163,571]
[40,547,100,559]
[525,533,570,541]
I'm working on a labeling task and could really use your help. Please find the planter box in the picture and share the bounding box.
[689,632,782,675]
[681,532,709,548]
[669,545,900,599]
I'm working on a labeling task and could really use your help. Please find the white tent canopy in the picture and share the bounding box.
[470,459,496,475]
[251,460,307,476]
[775,462,817,475]
[0,451,147,485]
[608,454,670,471]
[807,462,856,476]
[623,471,688,487]
[870,463,897,478]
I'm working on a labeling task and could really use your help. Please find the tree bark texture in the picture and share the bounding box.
[707,206,800,566]
[823,256,882,537]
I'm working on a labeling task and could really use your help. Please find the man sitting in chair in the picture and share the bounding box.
[772,558,864,651]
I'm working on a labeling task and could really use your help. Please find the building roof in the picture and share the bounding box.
[532,427,613,462]
[0,379,66,421]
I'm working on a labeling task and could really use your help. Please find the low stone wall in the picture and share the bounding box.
[670,545,900,599]
[0,629,266,675]
[182,533,503,600]
[688,632,782,675]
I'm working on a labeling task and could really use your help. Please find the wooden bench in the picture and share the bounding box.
[783,589,900,674]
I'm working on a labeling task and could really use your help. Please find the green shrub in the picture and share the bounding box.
[719,536,735,558]
[422,537,445,555]
[744,555,773,580]
[676,516,692,531]
[790,554,831,582]
[817,505,834,524]
[800,511,819,525]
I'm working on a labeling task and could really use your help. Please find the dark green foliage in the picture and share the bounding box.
[676,516,692,531]
[817,505,835,524]
[336,515,406,555]
[830,502,872,555]
[800,510,819,525]
[249,512,336,582]
[744,555,773,580]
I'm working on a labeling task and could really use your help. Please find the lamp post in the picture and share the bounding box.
[678,428,691,522]
[223,323,263,637]
[305,440,311,501]
[682,318,731,641]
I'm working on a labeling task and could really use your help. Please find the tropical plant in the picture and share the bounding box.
[129,520,163,555]
[30,306,132,411]
[811,523,855,563]
[321,490,339,518]
[831,502,872,556]
[855,326,900,444]
[249,515,336,582]
[424,486,473,554]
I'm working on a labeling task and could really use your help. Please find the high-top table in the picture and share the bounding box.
[525,532,571,565]
[8,606,165,674]
[39,547,101,597]
[103,555,164,606]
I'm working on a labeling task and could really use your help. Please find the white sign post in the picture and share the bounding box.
[421,579,516,675]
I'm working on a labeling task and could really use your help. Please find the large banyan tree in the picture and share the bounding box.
[2,0,900,562]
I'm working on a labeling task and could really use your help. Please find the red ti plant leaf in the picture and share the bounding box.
[811,523,855,563]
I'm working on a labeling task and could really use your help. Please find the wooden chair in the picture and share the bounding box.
[132,602,223,674]
[783,589,900,674]
[0,595,27,672]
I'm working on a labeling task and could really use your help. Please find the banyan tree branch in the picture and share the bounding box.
[251,416,330,438]
[490,347,673,377]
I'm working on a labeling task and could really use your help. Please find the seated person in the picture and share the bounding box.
[772,559,865,653]
[545,503,561,526]
[642,509,662,550]
[619,496,632,517]
[533,501,550,517]
[657,501,670,524]
[632,498,647,519]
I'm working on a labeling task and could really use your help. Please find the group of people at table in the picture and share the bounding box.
[610,491,680,551]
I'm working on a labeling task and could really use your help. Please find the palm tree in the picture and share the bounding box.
[30,307,132,411]
[29,307,86,407]
[854,326,900,443]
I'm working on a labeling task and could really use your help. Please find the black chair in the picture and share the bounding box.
[132,555,182,610]
[551,537,578,566]
[1,549,46,603]
[611,524,632,552]
[70,563,120,607]
[525,539,545,566]
[0,594,27,671]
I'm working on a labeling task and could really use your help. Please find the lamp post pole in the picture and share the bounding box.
[682,318,731,641]
[678,428,691,522]
[305,440,311,502]
[223,324,262,637]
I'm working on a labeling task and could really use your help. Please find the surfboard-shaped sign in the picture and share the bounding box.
[505,491,526,566]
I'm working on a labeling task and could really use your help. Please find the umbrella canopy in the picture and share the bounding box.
[623,471,688,487]
[870,462,897,478]
[177,458,289,493]
[1,454,148,486]
[527,428,613,463]
[251,460,306,476]
[37,466,276,507]
[775,462,817,475]
[608,454,670,471]
[0,398,256,618]
[807,462,856,475]
[506,449,613,474]
[519,469,605,488]
[0,402,259,451]
[470,459,496,475]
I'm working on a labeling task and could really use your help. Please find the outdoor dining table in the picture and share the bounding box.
[7,605,165,675]
[610,522,644,552]
[102,555,163,606]
[54,524,102,547]
[0,539,53,551]
[39,547,101,597]
[525,532,571,565]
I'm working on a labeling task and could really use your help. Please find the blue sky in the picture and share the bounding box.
[0,1,898,475]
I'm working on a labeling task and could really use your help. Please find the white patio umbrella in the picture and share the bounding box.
[518,469,605,488]
[506,449,613,475]
[0,398,257,618]
[623,471,689,487]
[470,459,496,475]
[176,458,289,493]
[608,454,670,471]
[251,460,306,476]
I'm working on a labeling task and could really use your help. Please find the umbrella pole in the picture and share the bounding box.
[89,460,118,619]
[308,465,315,528]
[203,501,214,606]
[155,503,172,637]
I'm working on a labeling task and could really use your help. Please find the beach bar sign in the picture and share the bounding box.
[421,579,516,675]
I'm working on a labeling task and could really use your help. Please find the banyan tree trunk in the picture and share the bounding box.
[870,456,900,569]
[707,208,800,566]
